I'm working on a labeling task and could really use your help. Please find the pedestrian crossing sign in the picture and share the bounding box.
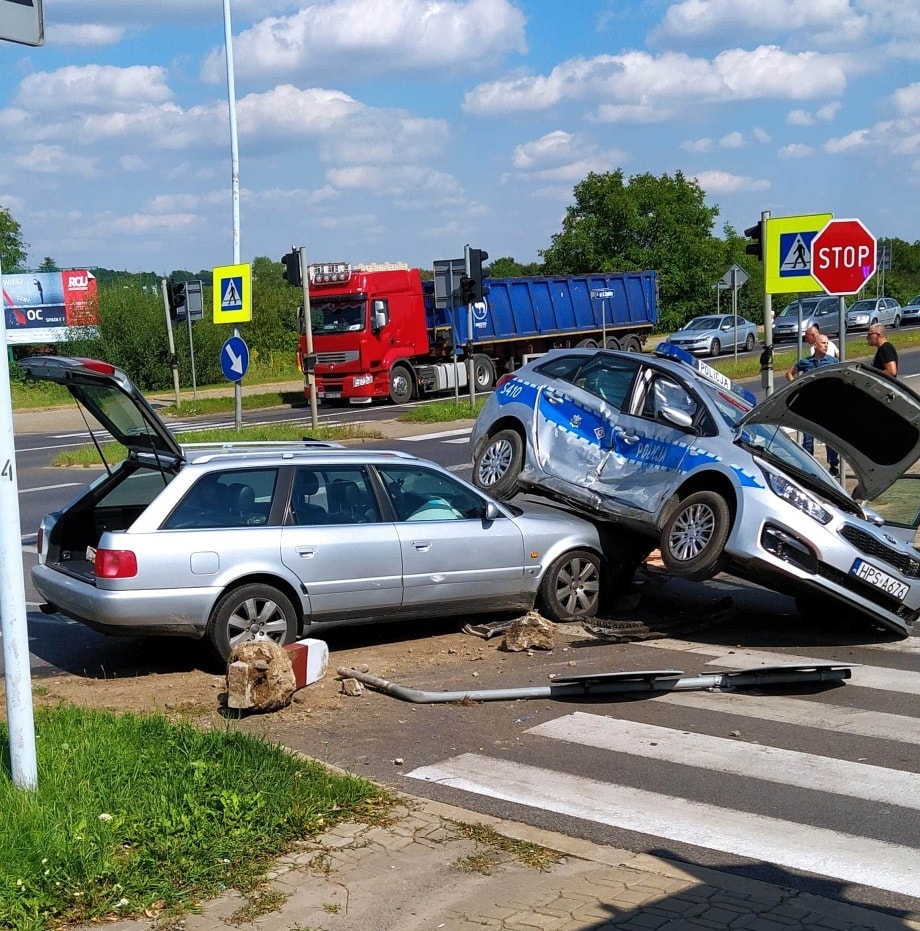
[764,213,832,295]
[212,262,252,324]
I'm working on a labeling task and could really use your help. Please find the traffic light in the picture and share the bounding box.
[744,222,764,262]
[468,247,490,301]
[167,279,187,320]
[281,249,302,287]
[459,276,476,304]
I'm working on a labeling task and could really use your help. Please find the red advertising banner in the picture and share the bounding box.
[3,269,98,344]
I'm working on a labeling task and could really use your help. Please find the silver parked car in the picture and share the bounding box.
[773,296,842,342]
[667,314,758,357]
[470,343,920,637]
[900,294,920,326]
[25,357,611,663]
[845,297,901,330]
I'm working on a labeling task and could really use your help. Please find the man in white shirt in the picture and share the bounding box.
[804,324,838,357]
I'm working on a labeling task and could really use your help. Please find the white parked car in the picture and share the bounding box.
[845,297,901,330]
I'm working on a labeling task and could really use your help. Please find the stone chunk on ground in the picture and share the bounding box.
[501,611,555,652]
[226,640,297,711]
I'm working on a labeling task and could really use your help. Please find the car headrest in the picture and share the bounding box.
[295,471,320,496]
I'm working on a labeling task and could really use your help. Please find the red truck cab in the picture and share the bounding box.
[301,263,431,404]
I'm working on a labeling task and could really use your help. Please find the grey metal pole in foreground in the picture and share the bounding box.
[223,0,243,430]
[299,247,319,431]
[337,663,852,704]
[0,257,38,789]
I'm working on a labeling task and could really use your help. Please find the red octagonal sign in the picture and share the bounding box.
[810,218,877,295]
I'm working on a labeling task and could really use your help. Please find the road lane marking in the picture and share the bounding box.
[529,713,920,809]
[407,753,919,898]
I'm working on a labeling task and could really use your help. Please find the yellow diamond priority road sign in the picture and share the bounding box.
[212,263,252,325]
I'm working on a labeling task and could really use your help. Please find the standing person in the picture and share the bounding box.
[786,333,840,476]
[867,324,898,377]
[804,323,838,357]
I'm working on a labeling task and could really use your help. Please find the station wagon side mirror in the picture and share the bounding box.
[484,501,501,521]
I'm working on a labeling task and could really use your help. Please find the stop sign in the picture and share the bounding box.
[810,218,877,295]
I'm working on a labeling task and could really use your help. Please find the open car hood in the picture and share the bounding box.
[20,356,183,461]
[739,362,920,499]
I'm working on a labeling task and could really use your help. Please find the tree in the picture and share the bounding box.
[540,170,725,331]
[0,203,28,272]
[39,256,58,271]
[487,256,545,278]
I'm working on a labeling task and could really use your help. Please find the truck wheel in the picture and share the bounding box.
[660,490,730,581]
[473,429,523,499]
[576,338,598,349]
[744,333,755,352]
[538,548,601,622]
[473,354,496,390]
[605,337,621,350]
[389,365,414,404]
[623,336,642,352]
[206,583,298,665]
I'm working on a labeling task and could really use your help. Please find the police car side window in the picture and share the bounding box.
[569,358,640,408]
[533,355,584,380]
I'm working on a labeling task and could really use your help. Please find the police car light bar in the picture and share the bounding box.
[654,341,757,407]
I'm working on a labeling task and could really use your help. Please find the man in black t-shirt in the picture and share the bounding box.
[867,324,898,377]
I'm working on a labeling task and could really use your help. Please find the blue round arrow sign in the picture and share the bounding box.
[220,335,249,382]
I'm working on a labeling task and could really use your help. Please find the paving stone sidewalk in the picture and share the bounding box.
[75,797,919,931]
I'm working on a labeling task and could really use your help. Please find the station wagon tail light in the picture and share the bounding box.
[78,359,117,375]
[95,548,138,579]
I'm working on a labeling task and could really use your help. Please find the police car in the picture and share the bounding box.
[470,342,920,636]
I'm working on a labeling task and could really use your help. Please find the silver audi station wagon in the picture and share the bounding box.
[470,343,920,637]
[25,357,610,663]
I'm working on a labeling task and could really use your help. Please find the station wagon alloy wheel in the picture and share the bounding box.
[539,549,602,621]
[208,583,299,663]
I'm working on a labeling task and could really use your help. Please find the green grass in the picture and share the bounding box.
[0,705,389,929]
[52,423,384,468]
[397,397,488,423]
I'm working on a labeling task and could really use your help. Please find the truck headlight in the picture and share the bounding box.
[765,471,832,524]
[353,374,374,387]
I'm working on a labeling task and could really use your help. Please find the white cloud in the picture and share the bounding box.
[719,131,743,148]
[893,83,920,116]
[651,0,868,48]
[45,24,127,46]
[692,169,770,193]
[816,101,841,120]
[201,0,527,83]
[13,145,97,177]
[463,46,849,119]
[14,65,172,112]
[512,131,577,169]
[825,128,870,152]
[681,138,714,153]
[505,131,626,192]
[788,109,814,126]
[779,143,815,158]
[753,127,771,143]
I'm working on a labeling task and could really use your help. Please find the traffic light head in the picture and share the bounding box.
[167,279,187,320]
[281,250,302,287]
[468,247,490,301]
[744,222,764,262]
[459,276,476,305]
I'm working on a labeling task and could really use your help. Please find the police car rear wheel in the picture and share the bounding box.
[473,429,523,499]
[660,490,730,580]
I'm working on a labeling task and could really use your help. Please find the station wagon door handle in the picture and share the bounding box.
[543,390,563,405]
[412,540,431,551]
[613,426,639,445]
[296,546,317,558]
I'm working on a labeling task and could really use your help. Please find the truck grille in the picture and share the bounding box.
[317,351,359,365]
[839,525,920,578]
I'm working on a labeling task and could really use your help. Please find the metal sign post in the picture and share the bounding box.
[299,248,319,431]
[0,256,38,789]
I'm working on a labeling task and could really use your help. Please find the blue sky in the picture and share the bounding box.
[1,0,918,276]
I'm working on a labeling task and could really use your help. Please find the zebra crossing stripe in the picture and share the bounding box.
[528,713,920,809]
[407,753,919,897]
[645,642,920,695]
[650,692,920,744]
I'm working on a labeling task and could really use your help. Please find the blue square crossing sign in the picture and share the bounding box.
[212,263,252,324]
